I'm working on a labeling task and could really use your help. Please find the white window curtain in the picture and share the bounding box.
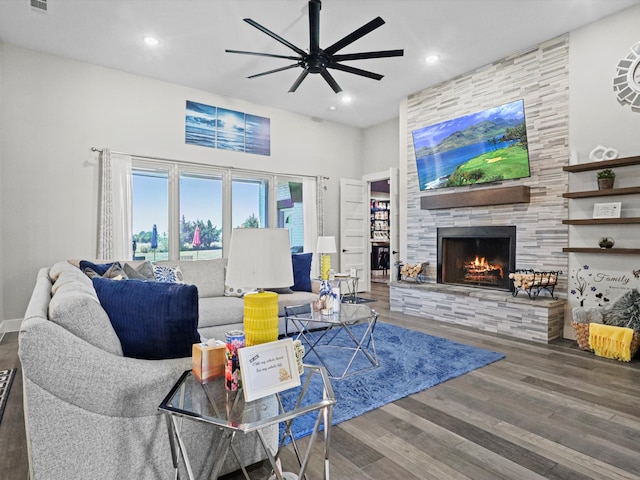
[97,148,133,260]
[303,176,320,277]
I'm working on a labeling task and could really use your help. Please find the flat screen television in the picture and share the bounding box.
[412,99,531,190]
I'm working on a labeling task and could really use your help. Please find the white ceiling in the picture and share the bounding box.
[1,0,638,128]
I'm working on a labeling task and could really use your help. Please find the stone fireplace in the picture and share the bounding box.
[437,226,516,292]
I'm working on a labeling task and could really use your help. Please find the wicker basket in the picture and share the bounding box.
[571,321,640,359]
[571,321,592,351]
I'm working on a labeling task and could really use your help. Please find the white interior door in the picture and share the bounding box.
[340,178,369,293]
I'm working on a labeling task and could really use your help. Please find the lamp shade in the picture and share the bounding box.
[226,228,294,289]
[316,236,337,254]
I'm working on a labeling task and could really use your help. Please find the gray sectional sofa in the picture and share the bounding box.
[153,258,320,340]
[18,258,317,479]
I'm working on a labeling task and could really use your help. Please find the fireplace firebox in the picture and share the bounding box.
[437,226,516,292]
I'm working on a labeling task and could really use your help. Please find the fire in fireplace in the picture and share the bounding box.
[437,226,516,292]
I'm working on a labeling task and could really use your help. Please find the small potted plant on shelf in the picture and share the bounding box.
[597,168,616,190]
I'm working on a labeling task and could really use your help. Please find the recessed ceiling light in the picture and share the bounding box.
[144,36,159,47]
[329,105,336,111]
[425,54,439,64]
[341,95,352,104]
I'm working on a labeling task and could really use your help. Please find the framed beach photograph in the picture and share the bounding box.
[238,338,301,402]
[216,108,245,152]
[185,100,217,148]
[245,114,271,156]
[593,202,621,219]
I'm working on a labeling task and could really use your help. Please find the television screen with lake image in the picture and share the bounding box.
[412,99,531,190]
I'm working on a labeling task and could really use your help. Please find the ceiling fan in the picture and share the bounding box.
[225,0,404,94]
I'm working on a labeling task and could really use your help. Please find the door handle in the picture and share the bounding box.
[342,249,348,253]
[392,250,398,255]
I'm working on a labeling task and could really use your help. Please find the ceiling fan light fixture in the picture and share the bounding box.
[226,0,403,93]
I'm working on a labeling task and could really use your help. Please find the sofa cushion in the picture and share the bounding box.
[198,296,245,329]
[92,278,200,360]
[123,261,155,281]
[50,262,94,294]
[268,287,293,295]
[276,290,319,317]
[291,253,313,292]
[157,259,226,297]
[48,286,124,356]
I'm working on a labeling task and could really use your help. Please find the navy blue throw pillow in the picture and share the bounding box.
[92,278,200,360]
[291,253,312,292]
[80,260,116,276]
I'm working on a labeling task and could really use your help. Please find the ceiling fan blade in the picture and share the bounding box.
[243,18,307,57]
[248,63,301,79]
[225,49,301,61]
[332,49,404,62]
[321,69,342,93]
[288,70,309,93]
[324,17,385,56]
[309,0,321,53]
[328,62,383,81]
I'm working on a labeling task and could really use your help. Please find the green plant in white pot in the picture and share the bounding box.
[597,168,616,190]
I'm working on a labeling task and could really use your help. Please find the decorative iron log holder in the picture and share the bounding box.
[509,269,562,300]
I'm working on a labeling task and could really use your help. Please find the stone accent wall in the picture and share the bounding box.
[393,35,570,342]
[391,282,565,343]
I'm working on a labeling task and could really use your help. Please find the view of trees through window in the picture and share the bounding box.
[131,164,306,261]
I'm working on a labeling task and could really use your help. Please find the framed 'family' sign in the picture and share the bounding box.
[238,338,301,402]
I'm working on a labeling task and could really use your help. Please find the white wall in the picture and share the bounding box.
[566,4,640,313]
[569,4,640,159]
[0,44,364,321]
[362,117,399,175]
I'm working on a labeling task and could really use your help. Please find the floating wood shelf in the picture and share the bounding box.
[562,217,640,225]
[563,155,640,172]
[562,186,640,198]
[562,247,640,255]
[420,185,530,210]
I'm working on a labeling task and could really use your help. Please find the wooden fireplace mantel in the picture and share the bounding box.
[420,185,531,210]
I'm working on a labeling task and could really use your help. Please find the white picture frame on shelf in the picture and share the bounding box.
[593,202,621,219]
[238,338,301,402]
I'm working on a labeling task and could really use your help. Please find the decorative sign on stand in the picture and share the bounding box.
[238,338,301,402]
[593,202,621,219]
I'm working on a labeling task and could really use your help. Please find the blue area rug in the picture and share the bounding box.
[279,322,504,440]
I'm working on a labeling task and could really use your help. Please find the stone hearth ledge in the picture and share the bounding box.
[390,281,565,344]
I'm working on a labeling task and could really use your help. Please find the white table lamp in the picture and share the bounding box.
[316,236,337,280]
[226,228,294,345]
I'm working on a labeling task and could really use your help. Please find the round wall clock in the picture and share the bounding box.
[613,41,640,111]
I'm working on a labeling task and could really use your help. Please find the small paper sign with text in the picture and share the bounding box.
[238,338,301,402]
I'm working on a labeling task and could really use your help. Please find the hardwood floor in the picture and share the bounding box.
[0,332,28,480]
[3,284,640,479]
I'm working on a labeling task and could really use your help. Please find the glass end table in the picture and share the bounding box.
[285,303,379,379]
[158,364,335,480]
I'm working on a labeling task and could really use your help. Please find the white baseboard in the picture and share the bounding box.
[0,318,22,333]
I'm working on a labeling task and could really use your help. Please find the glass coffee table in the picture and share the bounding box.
[285,303,379,379]
[158,365,335,480]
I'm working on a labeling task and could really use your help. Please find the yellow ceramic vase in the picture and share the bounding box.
[243,291,279,346]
